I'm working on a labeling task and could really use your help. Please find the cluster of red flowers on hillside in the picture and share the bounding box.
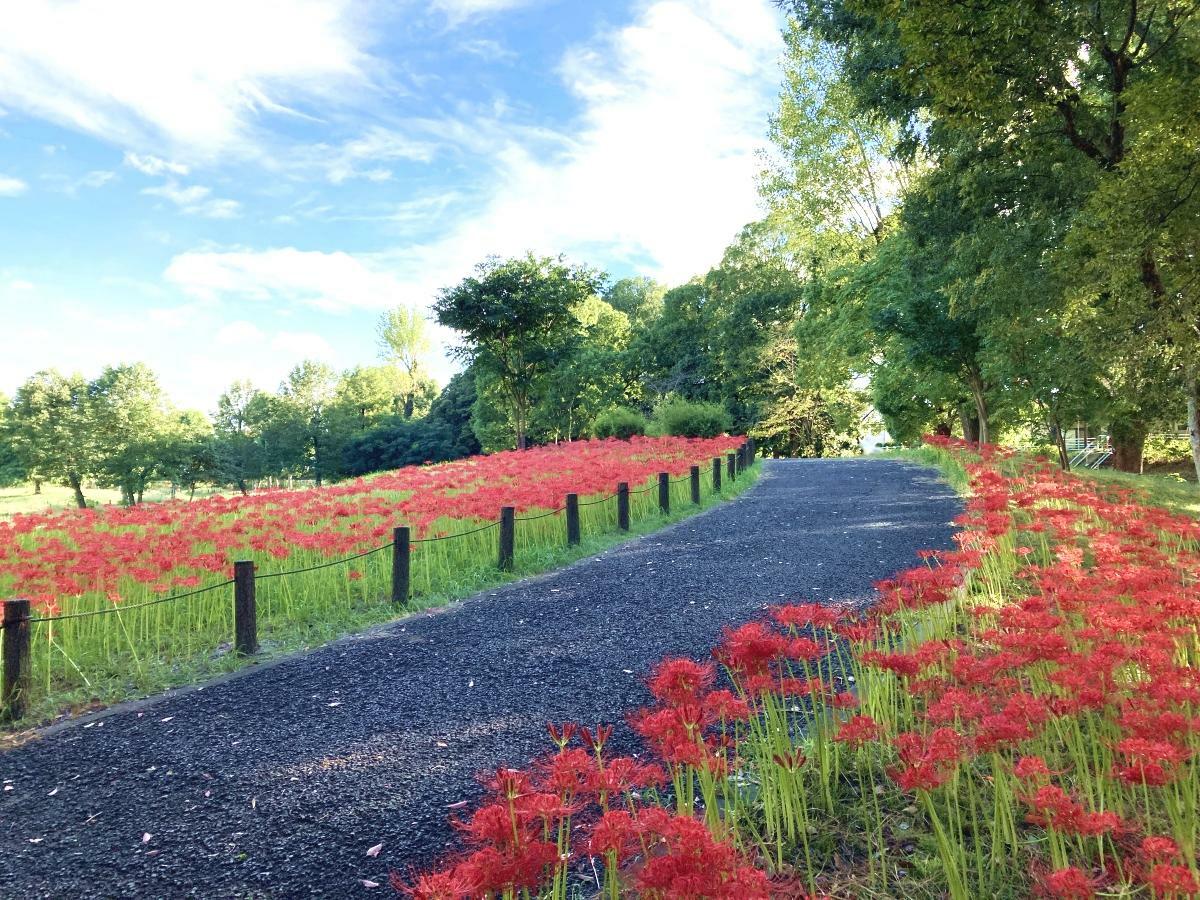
[0,436,740,614]
[397,436,1199,899]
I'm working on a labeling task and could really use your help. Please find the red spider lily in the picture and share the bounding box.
[647,658,716,705]
[1146,864,1200,897]
[833,714,880,748]
[1035,865,1103,898]
[634,814,771,898]
[546,722,576,751]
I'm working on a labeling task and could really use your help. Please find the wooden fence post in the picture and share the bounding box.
[658,472,670,514]
[617,482,630,531]
[566,493,580,546]
[499,507,515,571]
[690,465,701,504]
[233,561,258,656]
[727,452,736,481]
[712,457,722,492]
[391,526,410,605]
[2,599,30,722]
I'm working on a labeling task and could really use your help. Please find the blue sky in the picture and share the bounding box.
[0,0,785,410]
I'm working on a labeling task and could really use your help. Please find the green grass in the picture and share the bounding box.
[1072,466,1200,519]
[7,464,760,731]
[0,482,230,518]
[882,444,1200,519]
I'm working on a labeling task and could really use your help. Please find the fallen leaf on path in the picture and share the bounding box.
[160,717,173,723]
[47,788,58,796]
[361,880,380,889]
[446,801,468,809]
[28,838,43,844]
[142,833,152,844]
[365,843,383,857]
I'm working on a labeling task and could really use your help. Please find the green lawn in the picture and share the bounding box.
[0,482,230,518]
[1073,466,1200,519]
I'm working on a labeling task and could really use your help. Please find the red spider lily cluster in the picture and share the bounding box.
[0,436,738,612]
[396,436,1200,899]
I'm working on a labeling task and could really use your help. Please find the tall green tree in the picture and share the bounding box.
[434,254,604,449]
[377,307,432,418]
[279,361,339,486]
[9,370,96,507]
[89,363,174,504]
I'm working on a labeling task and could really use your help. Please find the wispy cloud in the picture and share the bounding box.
[433,0,542,25]
[164,247,408,312]
[123,152,189,177]
[143,181,241,218]
[300,126,439,184]
[458,38,519,62]
[0,0,378,161]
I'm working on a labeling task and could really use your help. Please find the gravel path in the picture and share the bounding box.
[0,459,959,898]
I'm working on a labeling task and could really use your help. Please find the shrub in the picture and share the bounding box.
[1144,433,1192,465]
[591,407,647,439]
[651,399,730,439]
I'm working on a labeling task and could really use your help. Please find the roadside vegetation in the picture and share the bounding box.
[402,437,1199,898]
[0,436,753,728]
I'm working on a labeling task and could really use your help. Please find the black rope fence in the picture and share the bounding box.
[410,520,499,543]
[254,542,392,580]
[25,579,237,625]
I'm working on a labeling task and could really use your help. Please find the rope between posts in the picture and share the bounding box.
[24,579,237,624]
[576,492,617,507]
[410,520,499,543]
[514,506,566,522]
[254,542,391,580]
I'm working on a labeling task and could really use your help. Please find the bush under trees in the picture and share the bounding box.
[590,407,647,439]
[651,399,731,439]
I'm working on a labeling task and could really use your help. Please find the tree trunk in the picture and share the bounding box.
[137,488,144,505]
[237,478,249,496]
[1109,416,1147,473]
[1049,420,1070,471]
[33,479,42,495]
[404,393,415,419]
[1187,373,1200,484]
[960,408,980,444]
[967,372,990,445]
[313,434,323,487]
[69,472,87,509]
[934,422,952,438]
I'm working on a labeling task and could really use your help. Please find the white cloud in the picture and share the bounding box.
[458,38,518,62]
[8,279,34,291]
[0,175,28,196]
[164,247,409,312]
[305,126,437,184]
[433,0,540,23]
[373,0,784,286]
[123,152,189,177]
[0,1,376,161]
[143,181,241,218]
[78,170,117,189]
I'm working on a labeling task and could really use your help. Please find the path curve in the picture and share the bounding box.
[0,459,959,897]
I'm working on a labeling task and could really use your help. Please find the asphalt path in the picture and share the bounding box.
[0,458,959,898]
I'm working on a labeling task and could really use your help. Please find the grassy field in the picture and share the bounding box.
[1073,466,1200,518]
[0,482,230,518]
